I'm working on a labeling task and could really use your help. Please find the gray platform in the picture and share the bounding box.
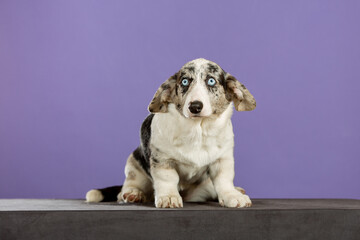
[1,199,360,240]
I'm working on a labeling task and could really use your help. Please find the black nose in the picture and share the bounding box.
[189,101,203,114]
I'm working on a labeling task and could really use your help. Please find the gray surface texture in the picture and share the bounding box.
[1,199,360,240]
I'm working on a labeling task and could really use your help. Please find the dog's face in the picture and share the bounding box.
[148,58,256,118]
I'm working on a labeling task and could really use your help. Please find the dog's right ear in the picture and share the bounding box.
[148,74,177,113]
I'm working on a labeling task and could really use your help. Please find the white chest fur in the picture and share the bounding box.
[150,104,234,174]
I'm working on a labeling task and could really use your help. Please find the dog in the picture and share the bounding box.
[86,58,256,208]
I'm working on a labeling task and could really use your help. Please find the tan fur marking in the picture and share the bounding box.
[225,73,256,111]
[127,171,136,180]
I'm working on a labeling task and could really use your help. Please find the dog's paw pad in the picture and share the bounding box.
[119,188,146,203]
[219,191,252,208]
[155,194,183,208]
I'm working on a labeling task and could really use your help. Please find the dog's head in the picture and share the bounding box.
[148,58,256,118]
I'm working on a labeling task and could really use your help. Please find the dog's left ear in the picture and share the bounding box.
[225,73,256,111]
[148,74,177,113]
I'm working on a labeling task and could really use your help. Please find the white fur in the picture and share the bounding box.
[151,167,183,208]
[191,58,211,70]
[153,103,234,169]
[86,189,104,203]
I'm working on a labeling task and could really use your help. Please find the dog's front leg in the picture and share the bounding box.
[151,162,183,208]
[209,154,252,208]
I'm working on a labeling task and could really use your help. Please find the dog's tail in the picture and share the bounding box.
[85,185,123,202]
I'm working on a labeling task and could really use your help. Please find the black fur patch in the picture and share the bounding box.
[181,85,190,95]
[161,83,170,90]
[219,71,227,90]
[132,114,155,176]
[179,71,186,80]
[133,147,149,176]
[184,66,195,72]
[96,185,123,202]
[207,63,219,73]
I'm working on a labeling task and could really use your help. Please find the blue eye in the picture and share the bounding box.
[181,79,189,86]
[207,78,216,86]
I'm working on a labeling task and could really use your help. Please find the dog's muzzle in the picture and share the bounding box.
[189,101,203,114]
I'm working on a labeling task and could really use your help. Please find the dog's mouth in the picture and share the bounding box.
[186,112,212,119]
[182,111,201,119]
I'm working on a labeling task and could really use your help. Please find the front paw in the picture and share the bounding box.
[218,191,252,208]
[155,194,183,208]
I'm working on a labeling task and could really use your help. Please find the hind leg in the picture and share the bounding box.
[118,153,153,203]
[183,177,246,202]
[182,178,217,202]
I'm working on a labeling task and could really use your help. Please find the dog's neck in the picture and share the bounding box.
[151,103,234,166]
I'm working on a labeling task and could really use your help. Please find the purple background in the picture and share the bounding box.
[1,1,359,199]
